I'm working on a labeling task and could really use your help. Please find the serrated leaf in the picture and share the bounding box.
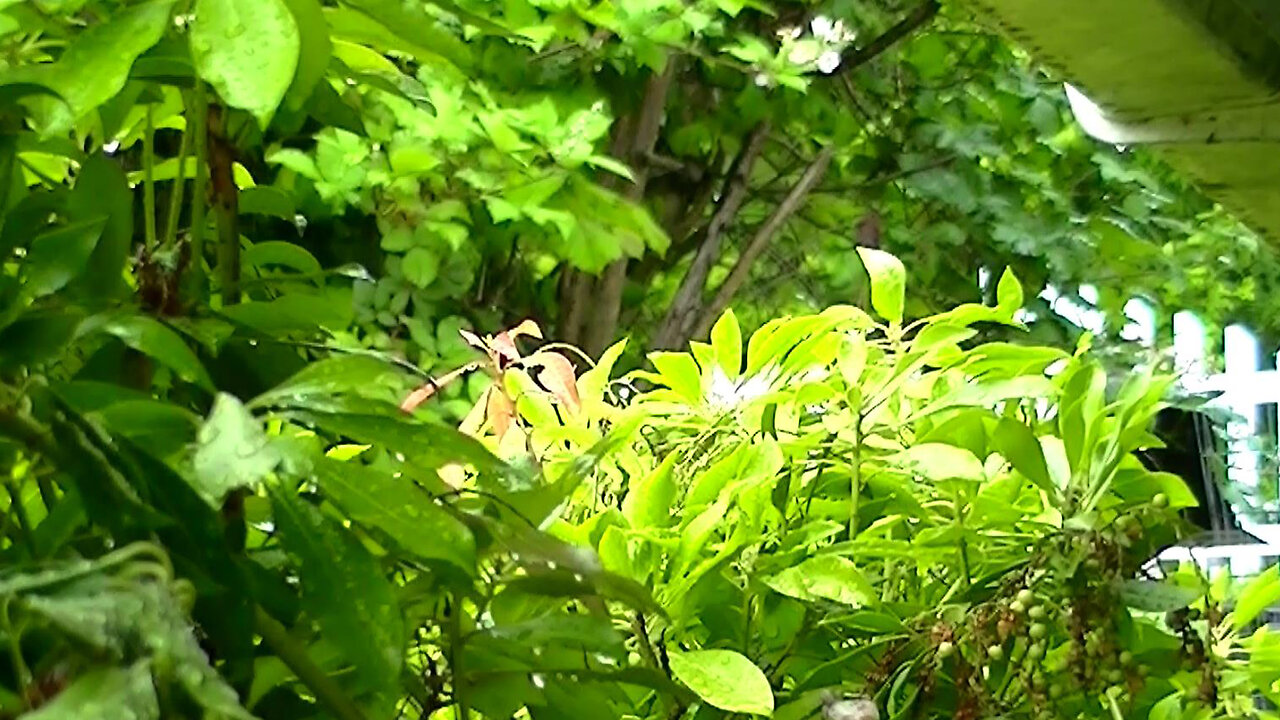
[668,649,773,715]
[23,662,159,720]
[193,393,279,505]
[191,0,300,126]
[270,486,404,695]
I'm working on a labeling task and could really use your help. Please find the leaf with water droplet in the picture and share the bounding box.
[190,0,300,126]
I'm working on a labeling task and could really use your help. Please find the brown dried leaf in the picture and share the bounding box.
[506,319,543,341]
[399,362,480,413]
[487,387,515,441]
[526,351,581,414]
[459,328,489,353]
[459,386,492,436]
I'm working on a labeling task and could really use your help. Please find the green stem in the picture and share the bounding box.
[4,480,34,559]
[187,86,209,295]
[143,104,157,251]
[164,114,192,248]
[449,595,468,720]
[1,601,31,707]
[849,411,862,541]
[253,606,368,720]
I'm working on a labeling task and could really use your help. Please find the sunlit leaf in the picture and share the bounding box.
[667,649,773,715]
[191,0,300,125]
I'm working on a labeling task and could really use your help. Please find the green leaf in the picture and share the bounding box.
[191,0,301,126]
[335,0,472,68]
[300,412,508,476]
[622,454,678,529]
[22,217,106,299]
[244,240,322,275]
[1120,579,1201,613]
[38,0,176,119]
[193,393,280,505]
[1235,566,1280,631]
[709,309,743,380]
[66,154,133,300]
[78,313,214,389]
[886,443,985,481]
[281,0,331,109]
[270,485,404,696]
[23,662,158,720]
[995,267,1023,316]
[401,247,440,287]
[251,354,400,408]
[857,247,906,323]
[1148,692,1181,720]
[667,649,773,715]
[991,418,1052,492]
[312,456,475,572]
[765,555,874,606]
[647,351,702,402]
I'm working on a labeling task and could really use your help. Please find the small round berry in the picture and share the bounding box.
[1010,600,1027,614]
[988,645,1005,661]
[1152,493,1169,509]
[1028,623,1048,640]
[937,641,955,659]
[1028,605,1046,620]
[1016,589,1036,606]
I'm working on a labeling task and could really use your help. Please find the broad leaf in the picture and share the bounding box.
[193,393,280,505]
[78,313,214,390]
[667,649,773,715]
[1119,579,1201,613]
[766,555,875,606]
[270,486,404,696]
[191,0,300,125]
[1235,566,1280,631]
[710,309,743,379]
[311,456,475,572]
[22,217,106,299]
[886,443,985,481]
[281,0,331,109]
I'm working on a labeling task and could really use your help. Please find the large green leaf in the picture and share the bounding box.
[34,0,176,118]
[991,417,1052,492]
[66,154,133,300]
[250,354,402,409]
[765,555,875,606]
[78,313,214,390]
[191,0,300,125]
[1119,579,1200,613]
[192,393,280,505]
[22,217,106,299]
[667,649,774,715]
[311,456,475,572]
[270,485,404,697]
[709,308,743,379]
[885,443,985,482]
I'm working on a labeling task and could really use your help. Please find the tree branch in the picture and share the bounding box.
[837,0,941,74]
[692,145,835,338]
[652,122,770,350]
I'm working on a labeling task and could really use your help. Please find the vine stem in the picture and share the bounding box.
[187,85,209,296]
[448,594,468,720]
[253,606,368,720]
[142,104,157,250]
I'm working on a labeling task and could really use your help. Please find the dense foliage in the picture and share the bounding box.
[1,0,1279,718]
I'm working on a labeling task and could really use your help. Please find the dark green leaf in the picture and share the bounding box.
[78,313,214,389]
[281,0,331,109]
[22,217,106,298]
[270,485,404,696]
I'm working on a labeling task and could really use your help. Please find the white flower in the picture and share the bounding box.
[811,15,834,40]
[817,50,841,74]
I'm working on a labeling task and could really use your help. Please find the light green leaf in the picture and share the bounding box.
[23,217,106,299]
[622,454,678,529]
[709,309,743,380]
[193,393,279,505]
[402,247,440,287]
[312,457,475,572]
[78,313,213,390]
[1235,566,1280,631]
[40,0,176,119]
[996,267,1023,316]
[191,0,300,126]
[857,247,906,323]
[886,443,985,481]
[270,485,404,695]
[1148,692,1181,720]
[648,351,702,402]
[667,649,773,715]
[766,555,874,606]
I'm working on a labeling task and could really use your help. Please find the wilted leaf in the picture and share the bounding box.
[525,351,581,413]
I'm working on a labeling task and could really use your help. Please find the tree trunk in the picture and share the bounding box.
[691,145,834,339]
[580,64,678,356]
[652,122,770,350]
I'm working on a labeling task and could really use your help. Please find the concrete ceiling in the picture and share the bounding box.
[962,0,1280,240]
